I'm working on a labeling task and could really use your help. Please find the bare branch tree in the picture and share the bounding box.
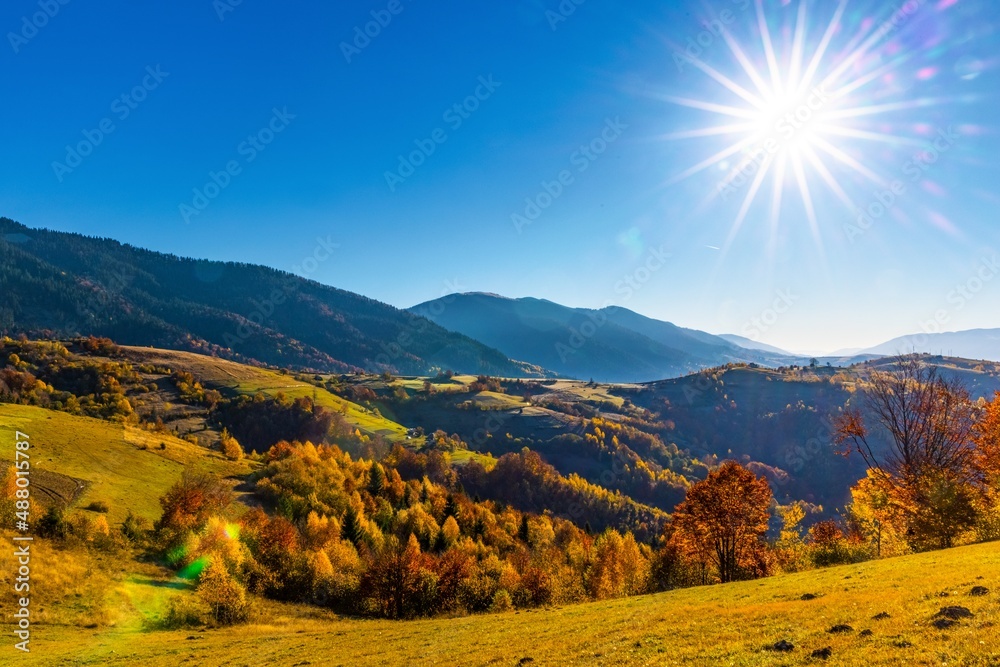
[835,356,978,483]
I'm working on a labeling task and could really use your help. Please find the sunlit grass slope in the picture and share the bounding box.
[0,404,252,523]
[120,346,412,442]
[16,538,1000,666]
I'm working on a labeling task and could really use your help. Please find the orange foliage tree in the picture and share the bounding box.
[975,392,1000,482]
[671,461,772,583]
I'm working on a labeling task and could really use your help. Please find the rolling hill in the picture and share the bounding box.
[4,342,1000,666]
[0,218,539,377]
[409,293,793,382]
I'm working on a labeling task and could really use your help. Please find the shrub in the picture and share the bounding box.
[157,597,208,630]
[85,500,111,513]
[121,511,151,544]
[198,559,250,625]
[37,505,68,539]
[489,589,513,613]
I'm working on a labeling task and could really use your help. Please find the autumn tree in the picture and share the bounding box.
[363,534,432,618]
[836,357,980,549]
[219,428,244,461]
[671,461,772,583]
[198,558,250,625]
[836,358,978,480]
[847,469,909,558]
[973,393,1000,539]
[157,472,234,533]
[585,529,649,599]
[974,392,1000,481]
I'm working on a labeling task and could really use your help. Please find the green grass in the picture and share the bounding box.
[447,449,497,468]
[14,539,1000,665]
[120,346,413,443]
[0,404,252,523]
[540,380,631,408]
[234,376,410,442]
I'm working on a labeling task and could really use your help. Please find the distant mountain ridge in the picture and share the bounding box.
[410,293,794,382]
[0,218,541,376]
[860,328,1000,361]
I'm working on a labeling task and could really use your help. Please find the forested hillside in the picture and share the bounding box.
[0,219,538,377]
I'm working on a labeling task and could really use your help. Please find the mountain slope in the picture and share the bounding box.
[719,333,793,355]
[0,218,538,376]
[862,328,1000,361]
[410,293,791,382]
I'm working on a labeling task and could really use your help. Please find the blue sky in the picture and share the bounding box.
[2,0,999,354]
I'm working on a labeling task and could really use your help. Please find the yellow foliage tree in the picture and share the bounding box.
[848,469,909,558]
[198,558,250,625]
[220,428,244,461]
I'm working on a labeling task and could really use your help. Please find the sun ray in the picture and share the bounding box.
[722,154,774,256]
[788,0,809,91]
[767,153,787,258]
[790,152,824,256]
[822,97,953,120]
[667,135,761,185]
[755,0,784,96]
[809,135,886,186]
[685,58,767,110]
[811,124,927,147]
[659,123,759,140]
[828,52,915,100]
[800,143,857,214]
[769,154,786,225]
[797,0,848,95]
[721,30,773,102]
[658,95,760,119]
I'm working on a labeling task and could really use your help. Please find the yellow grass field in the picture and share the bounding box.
[0,404,253,523]
[4,538,997,666]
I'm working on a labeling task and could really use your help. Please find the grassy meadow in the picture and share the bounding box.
[0,404,253,523]
[3,538,996,665]
[120,346,413,443]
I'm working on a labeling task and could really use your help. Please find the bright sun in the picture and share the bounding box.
[663,0,942,255]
